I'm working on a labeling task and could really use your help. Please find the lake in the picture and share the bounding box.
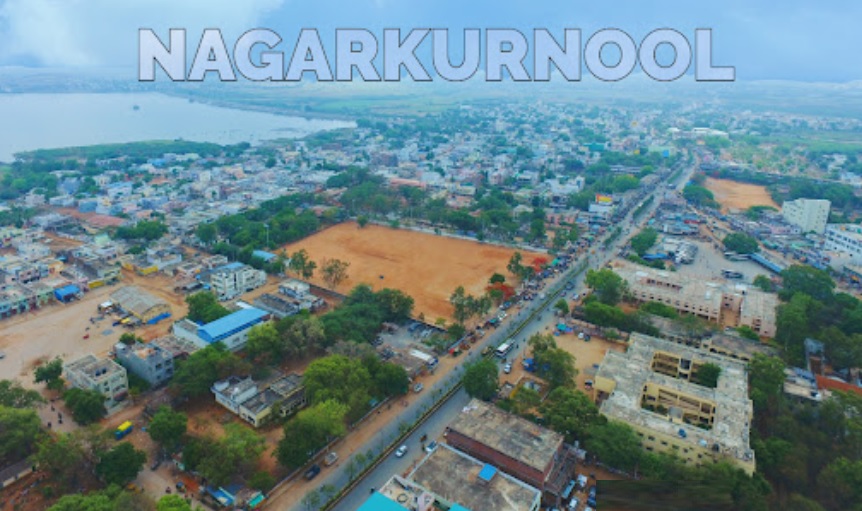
[0,93,355,161]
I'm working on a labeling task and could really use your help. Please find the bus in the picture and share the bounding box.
[495,341,514,358]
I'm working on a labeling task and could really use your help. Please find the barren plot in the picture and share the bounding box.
[705,177,779,212]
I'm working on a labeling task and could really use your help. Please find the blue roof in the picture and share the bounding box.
[199,308,268,343]
[451,505,472,511]
[218,262,245,272]
[252,250,277,262]
[478,464,497,482]
[54,284,79,298]
[356,492,408,511]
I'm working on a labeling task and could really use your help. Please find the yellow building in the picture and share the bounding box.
[594,333,755,474]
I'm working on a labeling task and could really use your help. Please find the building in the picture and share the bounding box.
[825,224,862,265]
[369,444,542,511]
[782,199,830,234]
[114,341,175,387]
[64,354,129,414]
[149,334,201,360]
[253,293,300,319]
[593,333,755,474]
[445,399,576,503]
[110,286,172,325]
[198,307,268,350]
[207,263,267,301]
[279,279,310,299]
[615,262,777,337]
[211,373,306,427]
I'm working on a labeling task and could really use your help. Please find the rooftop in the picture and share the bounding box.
[404,444,542,511]
[447,398,563,474]
[110,286,168,315]
[150,335,201,358]
[65,354,126,380]
[596,333,754,465]
[199,307,268,342]
[268,373,303,397]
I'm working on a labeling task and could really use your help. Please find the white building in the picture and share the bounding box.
[64,354,129,415]
[782,199,830,234]
[208,263,267,301]
[825,224,862,265]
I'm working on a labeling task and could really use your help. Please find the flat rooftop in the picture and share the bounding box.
[150,334,201,358]
[596,333,754,465]
[65,354,125,380]
[408,445,541,511]
[447,398,563,474]
[615,261,725,307]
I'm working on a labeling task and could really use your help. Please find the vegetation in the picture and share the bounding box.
[585,268,628,306]
[277,399,348,469]
[553,298,570,316]
[114,220,168,242]
[683,185,720,208]
[287,248,317,279]
[540,387,604,443]
[185,291,230,324]
[34,357,65,391]
[693,363,722,388]
[582,300,659,336]
[0,379,44,408]
[170,343,250,399]
[449,286,492,326]
[321,285,414,344]
[463,358,500,401]
[528,334,578,389]
[147,406,188,452]
[63,388,106,425]
[640,301,679,319]
[184,424,265,487]
[95,442,146,486]
[754,275,777,293]
[0,406,41,463]
[630,227,659,257]
[724,232,760,255]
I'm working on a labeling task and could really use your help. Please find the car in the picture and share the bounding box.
[413,383,424,393]
[395,445,408,458]
[425,441,438,453]
[304,464,321,480]
[568,497,580,510]
[588,485,597,498]
[324,451,339,466]
[578,332,585,340]
[150,459,162,471]
[503,363,512,374]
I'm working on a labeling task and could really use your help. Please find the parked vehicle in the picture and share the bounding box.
[395,445,408,458]
[425,441,438,453]
[503,363,512,374]
[413,383,424,393]
[115,421,133,440]
[304,464,321,480]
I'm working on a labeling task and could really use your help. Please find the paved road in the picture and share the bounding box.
[288,160,694,511]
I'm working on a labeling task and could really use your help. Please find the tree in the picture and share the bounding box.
[529,334,578,389]
[357,215,369,228]
[819,327,862,371]
[303,355,374,423]
[748,354,786,420]
[630,227,659,256]
[753,275,776,293]
[683,185,719,208]
[450,286,473,325]
[34,357,64,391]
[185,291,230,324]
[0,379,44,408]
[489,273,506,285]
[640,301,678,319]
[249,471,276,492]
[321,258,350,289]
[96,442,146,486]
[507,252,526,282]
[816,457,862,511]
[278,400,348,469]
[119,333,142,345]
[694,363,721,388]
[511,387,541,416]
[723,232,760,255]
[447,322,466,341]
[585,268,627,306]
[288,249,317,280]
[32,433,87,491]
[736,325,761,341]
[171,343,250,399]
[0,406,41,461]
[553,299,570,316]
[63,387,106,425]
[148,406,187,452]
[245,322,284,365]
[463,359,499,401]
[541,387,604,442]
[158,495,193,511]
[780,265,835,302]
[585,420,642,472]
[196,222,217,245]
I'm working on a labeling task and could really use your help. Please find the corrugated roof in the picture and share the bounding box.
[357,492,408,511]
[199,308,267,342]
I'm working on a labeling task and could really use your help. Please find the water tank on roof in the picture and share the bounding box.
[213,381,229,392]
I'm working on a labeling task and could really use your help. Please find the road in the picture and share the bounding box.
[310,161,694,511]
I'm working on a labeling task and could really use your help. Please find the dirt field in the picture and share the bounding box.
[705,177,778,212]
[281,223,540,321]
[0,270,187,388]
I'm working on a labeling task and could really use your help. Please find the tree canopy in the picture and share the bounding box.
[723,232,760,255]
[463,358,499,401]
[585,268,627,306]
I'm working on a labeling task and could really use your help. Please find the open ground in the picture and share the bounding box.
[282,222,541,321]
[705,177,778,212]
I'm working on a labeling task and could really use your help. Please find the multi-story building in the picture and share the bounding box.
[211,373,306,427]
[207,263,267,301]
[615,262,778,337]
[110,286,172,325]
[825,224,862,265]
[594,333,755,474]
[173,307,269,351]
[64,354,129,414]
[445,398,577,504]
[782,199,830,234]
[113,341,175,387]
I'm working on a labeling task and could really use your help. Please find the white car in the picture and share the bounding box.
[503,363,512,374]
[395,445,408,458]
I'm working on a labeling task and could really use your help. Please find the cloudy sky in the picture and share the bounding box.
[0,0,860,82]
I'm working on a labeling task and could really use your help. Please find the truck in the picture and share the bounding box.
[115,421,133,440]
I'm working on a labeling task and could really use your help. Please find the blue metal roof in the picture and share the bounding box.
[478,464,497,482]
[356,492,408,511]
[252,250,277,262]
[54,284,79,298]
[450,505,472,511]
[199,308,267,343]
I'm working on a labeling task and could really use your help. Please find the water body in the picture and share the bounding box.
[0,93,354,161]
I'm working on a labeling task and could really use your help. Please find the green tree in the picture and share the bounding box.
[585,268,627,305]
[553,299,570,316]
[63,387,106,425]
[0,379,44,408]
[277,400,348,469]
[748,354,786,425]
[195,222,217,245]
[507,252,526,282]
[171,343,250,399]
[119,333,142,345]
[630,227,659,256]
[489,273,506,285]
[585,420,642,473]
[753,275,776,293]
[303,355,374,423]
[96,442,146,486]
[816,457,862,511]
[723,232,760,255]
[640,301,678,319]
[447,322,466,341]
[357,215,369,228]
[511,387,541,416]
[249,470,276,492]
[776,293,814,362]
[683,185,719,208]
[288,249,317,279]
[245,322,284,365]
[32,433,87,491]
[780,265,835,302]
[529,334,578,389]
[0,406,41,461]
[147,406,187,452]
[321,258,350,289]
[185,291,230,324]
[158,495,193,511]
[540,387,604,442]
[463,358,499,401]
[694,363,722,388]
[34,357,65,391]
[736,325,761,341]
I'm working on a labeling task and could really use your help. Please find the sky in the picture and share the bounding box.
[0,0,860,82]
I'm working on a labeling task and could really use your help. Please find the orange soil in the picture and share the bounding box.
[704,177,779,213]
[281,222,541,321]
